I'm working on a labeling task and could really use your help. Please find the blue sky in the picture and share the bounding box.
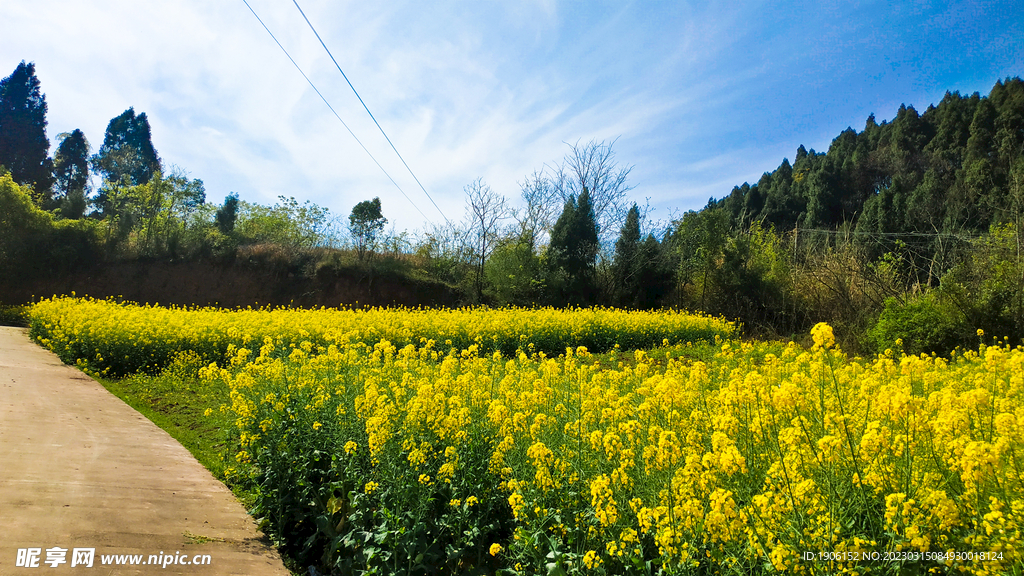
[1,0,1022,234]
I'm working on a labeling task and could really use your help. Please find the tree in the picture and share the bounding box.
[157,171,206,254]
[548,186,599,304]
[757,158,803,229]
[52,129,90,218]
[349,197,387,261]
[463,179,510,299]
[86,167,208,256]
[515,170,559,250]
[609,203,670,308]
[485,231,544,306]
[0,173,51,275]
[667,208,729,309]
[611,204,642,305]
[416,219,473,285]
[0,61,53,196]
[92,107,161,189]
[549,139,633,246]
[634,233,671,309]
[235,196,332,248]
[0,173,100,280]
[216,193,239,234]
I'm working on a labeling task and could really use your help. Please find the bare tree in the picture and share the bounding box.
[464,178,512,298]
[413,219,473,286]
[549,138,634,247]
[419,220,468,260]
[515,170,559,250]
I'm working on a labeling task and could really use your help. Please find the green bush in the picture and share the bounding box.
[0,173,102,279]
[939,223,1024,347]
[867,293,969,355]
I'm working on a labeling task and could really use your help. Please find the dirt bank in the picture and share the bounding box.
[0,258,460,308]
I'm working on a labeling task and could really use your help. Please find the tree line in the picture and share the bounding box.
[695,77,1024,351]
[2,58,1023,353]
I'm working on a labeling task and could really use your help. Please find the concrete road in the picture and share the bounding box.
[0,327,291,575]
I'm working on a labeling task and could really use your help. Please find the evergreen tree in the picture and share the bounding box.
[52,129,90,218]
[802,161,842,229]
[575,186,599,260]
[550,139,633,245]
[992,79,1024,173]
[0,61,53,196]
[743,182,764,223]
[634,233,671,309]
[548,187,599,304]
[547,195,577,302]
[712,77,1024,245]
[758,158,803,229]
[215,193,239,234]
[966,98,997,164]
[612,204,641,305]
[955,98,999,228]
[92,107,161,188]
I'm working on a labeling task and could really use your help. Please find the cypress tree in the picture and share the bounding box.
[53,129,90,217]
[0,61,53,196]
[574,185,599,268]
[635,233,668,309]
[548,187,599,305]
[93,107,161,187]
[215,193,239,234]
[612,204,641,305]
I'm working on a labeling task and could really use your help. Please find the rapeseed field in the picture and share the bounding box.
[29,295,732,376]
[28,298,1023,575]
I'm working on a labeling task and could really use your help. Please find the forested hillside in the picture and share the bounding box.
[690,78,1024,352]
[1,58,1022,354]
[714,79,1024,237]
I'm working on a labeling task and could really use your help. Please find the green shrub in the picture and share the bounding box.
[867,293,969,355]
[939,223,1024,347]
[0,173,102,278]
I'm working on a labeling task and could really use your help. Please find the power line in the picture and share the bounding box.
[291,0,451,225]
[240,0,430,223]
[786,227,983,241]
